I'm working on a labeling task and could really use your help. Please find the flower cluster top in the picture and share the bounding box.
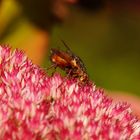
[0,45,140,140]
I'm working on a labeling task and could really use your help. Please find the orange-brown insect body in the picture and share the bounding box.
[50,41,89,84]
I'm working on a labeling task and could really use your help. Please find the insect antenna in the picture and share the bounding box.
[61,40,70,50]
[61,40,73,52]
[61,39,75,58]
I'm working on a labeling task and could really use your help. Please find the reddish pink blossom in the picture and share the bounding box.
[0,45,140,140]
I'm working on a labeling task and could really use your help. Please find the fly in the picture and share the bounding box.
[49,40,89,84]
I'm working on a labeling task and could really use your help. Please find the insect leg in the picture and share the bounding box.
[46,63,58,76]
[57,69,72,89]
[46,63,57,71]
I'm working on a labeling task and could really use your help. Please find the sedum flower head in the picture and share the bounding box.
[0,45,140,140]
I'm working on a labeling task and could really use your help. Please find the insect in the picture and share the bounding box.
[50,40,89,84]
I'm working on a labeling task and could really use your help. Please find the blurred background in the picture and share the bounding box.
[0,0,140,97]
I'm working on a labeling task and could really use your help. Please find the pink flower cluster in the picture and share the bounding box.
[0,45,140,140]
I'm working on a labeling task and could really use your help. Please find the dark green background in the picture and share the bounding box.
[48,8,140,95]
